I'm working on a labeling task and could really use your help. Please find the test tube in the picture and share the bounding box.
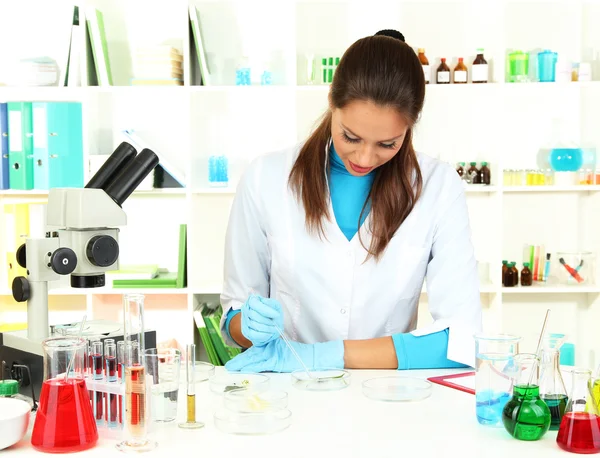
[178,344,204,429]
[117,341,125,426]
[105,342,118,428]
[92,341,104,425]
[117,294,157,452]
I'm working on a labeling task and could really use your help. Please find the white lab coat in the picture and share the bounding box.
[220,145,482,367]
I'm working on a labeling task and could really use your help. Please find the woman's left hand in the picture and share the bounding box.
[225,338,345,373]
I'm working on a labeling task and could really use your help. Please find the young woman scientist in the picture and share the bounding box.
[220,33,482,373]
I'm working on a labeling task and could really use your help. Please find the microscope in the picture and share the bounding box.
[0,142,159,399]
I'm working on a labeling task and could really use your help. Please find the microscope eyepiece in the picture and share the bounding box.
[104,149,159,206]
[86,142,137,190]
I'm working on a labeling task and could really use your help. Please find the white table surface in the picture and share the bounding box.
[4,367,570,458]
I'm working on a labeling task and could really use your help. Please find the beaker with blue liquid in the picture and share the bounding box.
[475,334,521,427]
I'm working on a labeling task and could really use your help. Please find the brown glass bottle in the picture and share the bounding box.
[521,263,532,286]
[468,162,480,184]
[418,48,430,84]
[479,161,491,185]
[456,162,465,177]
[472,48,488,83]
[511,262,519,286]
[454,57,468,84]
[505,263,516,287]
[502,260,508,286]
[437,58,451,84]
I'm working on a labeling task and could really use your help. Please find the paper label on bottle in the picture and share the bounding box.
[454,70,467,83]
[422,64,430,82]
[472,64,488,82]
[438,71,450,83]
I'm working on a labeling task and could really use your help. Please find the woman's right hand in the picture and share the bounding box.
[241,294,284,346]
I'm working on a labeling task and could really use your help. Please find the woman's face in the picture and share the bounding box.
[331,99,409,176]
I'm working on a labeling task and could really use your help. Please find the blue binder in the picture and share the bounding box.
[33,102,83,190]
[7,102,34,190]
[0,103,8,190]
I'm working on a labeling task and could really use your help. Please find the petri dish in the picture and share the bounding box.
[209,373,269,395]
[291,369,350,391]
[214,408,291,435]
[224,390,288,413]
[362,376,432,402]
[184,362,215,383]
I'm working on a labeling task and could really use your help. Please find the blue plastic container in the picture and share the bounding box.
[538,50,557,82]
[549,148,583,172]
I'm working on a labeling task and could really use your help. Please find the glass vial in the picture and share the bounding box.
[208,155,229,187]
[456,162,465,178]
[479,161,491,185]
[502,353,551,441]
[454,58,468,84]
[468,162,480,184]
[520,263,532,286]
[539,348,568,431]
[418,48,430,84]
[502,260,508,286]
[557,369,600,453]
[437,58,451,84]
[472,48,488,83]
[504,262,516,287]
[511,262,519,286]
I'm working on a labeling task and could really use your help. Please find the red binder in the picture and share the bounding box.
[427,371,475,395]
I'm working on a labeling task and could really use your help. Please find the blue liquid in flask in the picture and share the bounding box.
[477,390,512,425]
[549,148,583,172]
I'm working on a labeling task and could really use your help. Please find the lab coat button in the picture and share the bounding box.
[340,309,346,314]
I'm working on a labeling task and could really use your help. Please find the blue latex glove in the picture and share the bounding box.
[240,294,284,346]
[225,338,344,373]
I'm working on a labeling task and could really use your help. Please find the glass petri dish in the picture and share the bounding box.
[362,376,432,402]
[182,362,215,383]
[224,390,288,413]
[214,408,291,435]
[209,373,269,395]
[291,369,350,391]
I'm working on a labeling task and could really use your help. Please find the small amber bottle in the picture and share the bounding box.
[479,161,491,185]
[467,162,480,184]
[418,48,430,84]
[437,58,451,84]
[521,263,532,286]
[502,260,508,286]
[457,162,465,177]
[505,263,516,287]
[472,48,488,83]
[454,57,468,84]
[510,262,519,287]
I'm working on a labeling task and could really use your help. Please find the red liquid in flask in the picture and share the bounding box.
[31,378,98,453]
[557,412,600,454]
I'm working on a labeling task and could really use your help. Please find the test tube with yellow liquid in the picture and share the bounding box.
[179,344,205,429]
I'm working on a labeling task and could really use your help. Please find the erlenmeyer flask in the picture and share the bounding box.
[502,353,551,441]
[539,348,568,430]
[557,369,600,453]
[31,337,98,453]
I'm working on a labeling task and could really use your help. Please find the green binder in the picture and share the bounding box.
[193,310,220,366]
[113,224,186,288]
[7,102,33,190]
[202,306,241,365]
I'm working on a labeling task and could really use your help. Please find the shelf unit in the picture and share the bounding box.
[1,0,600,367]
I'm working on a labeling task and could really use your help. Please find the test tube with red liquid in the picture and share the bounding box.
[92,341,103,425]
[105,341,118,428]
[117,341,125,426]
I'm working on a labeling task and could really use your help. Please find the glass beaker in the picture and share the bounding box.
[117,294,157,453]
[539,348,568,430]
[557,369,600,453]
[502,353,551,441]
[31,337,98,453]
[145,348,181,422]
[474,334,521,427]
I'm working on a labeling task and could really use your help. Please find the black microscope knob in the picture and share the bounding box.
[50,248,77,275]
[86,236,119,267]
[12,277,30,302]
[16,244,26,268]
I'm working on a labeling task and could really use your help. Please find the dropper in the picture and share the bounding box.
[64,315,87,382]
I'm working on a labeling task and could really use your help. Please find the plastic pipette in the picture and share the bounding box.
[273,323,314,380]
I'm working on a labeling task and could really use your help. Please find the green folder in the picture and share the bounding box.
[202,306,241,365]
[113,224,186,288]
[7,102,34,190]
[193,310,220,366]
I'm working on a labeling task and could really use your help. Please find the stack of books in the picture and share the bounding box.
[131,46,183,86]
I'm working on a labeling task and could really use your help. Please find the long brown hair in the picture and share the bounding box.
[289,35,425,260]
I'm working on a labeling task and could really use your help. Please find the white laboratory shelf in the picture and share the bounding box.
[0,287,88,296]
[191,286,223,295]
[502,185,600,193]
[192,188,236,195]
[92,287,189,295]
[502,285,600,294]
[0,188,187,197]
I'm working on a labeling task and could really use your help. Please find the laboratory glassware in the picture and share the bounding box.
[557,369,600,453]
[31,337,98,453]
[508,51,529,82]
[474,334,521,426]
[291,369,351,391]
[539,348,568,430]
[105,341,118,428]
[209,373,270,395]
[116,294,157,452]
[502,353,551,441]
[224,390,288,413]
[179,344,205,429]
[362,376,432,402]
[145,348,181,423]
[213,408,292,435]
[538,50,558,82]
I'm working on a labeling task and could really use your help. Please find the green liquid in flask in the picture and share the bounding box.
[502,384,552,441]
[542,394,568,430]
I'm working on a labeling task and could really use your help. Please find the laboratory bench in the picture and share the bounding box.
[5,368,569,458]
